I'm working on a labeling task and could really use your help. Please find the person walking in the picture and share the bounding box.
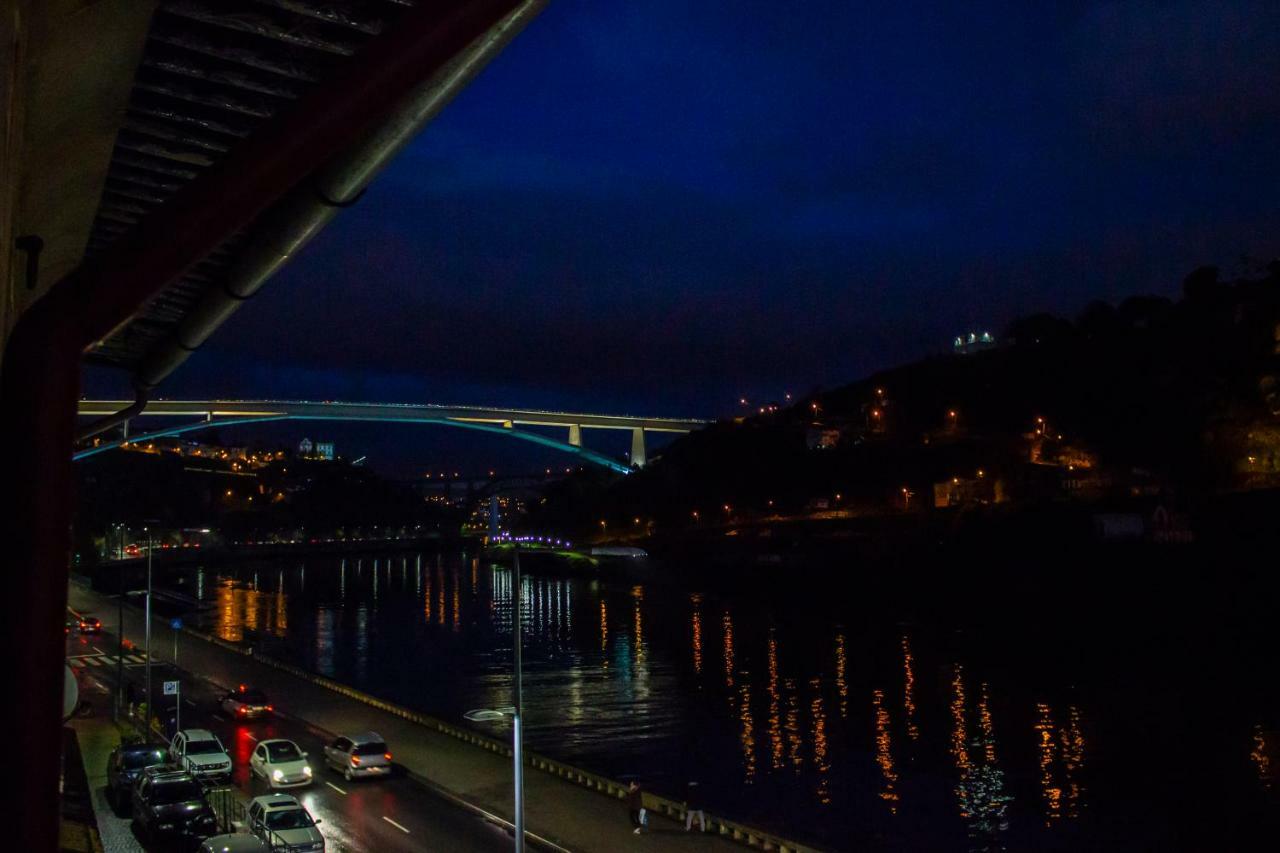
[684,779,706,832]
[626,780,644,834]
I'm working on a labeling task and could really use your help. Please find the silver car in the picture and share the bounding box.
[199,834,269,853]
[247,793,324,852]
[322,731,392,781]
[169,729,232,782]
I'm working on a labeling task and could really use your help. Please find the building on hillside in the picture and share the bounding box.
[953,331,996,354]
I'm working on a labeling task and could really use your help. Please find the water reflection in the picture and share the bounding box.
[183,552,1160,852]
[873,687,899,813]
[810,678,830,804]
[690,594,703,675]
[902,635,919,740]
[1252,725,1274,790]
[214,576,288,641]
[767,631,784,770]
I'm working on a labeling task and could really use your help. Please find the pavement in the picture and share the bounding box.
[68,582,752,853]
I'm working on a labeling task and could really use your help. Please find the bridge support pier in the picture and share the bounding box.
[568,424,582,447]
[630,427,646,468]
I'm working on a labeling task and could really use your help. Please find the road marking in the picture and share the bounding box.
[92,646,105,656]
[69,659,85,668]
[246,734,258,742]
[382,816,410,834]
[325,782,346,795]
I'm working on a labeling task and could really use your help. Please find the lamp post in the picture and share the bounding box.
[463,544,525,852]
[116,541,124,721]
[144,526,153,741]
[512,544,525,853]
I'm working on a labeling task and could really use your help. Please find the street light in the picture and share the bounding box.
[144,526,153,741]
[465,545,526,852]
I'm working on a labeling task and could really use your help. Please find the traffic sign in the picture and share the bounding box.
[163,680,179,696]
[170,618,183,631]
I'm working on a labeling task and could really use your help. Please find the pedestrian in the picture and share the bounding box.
[684,779,706,832]
[626,780,644,834]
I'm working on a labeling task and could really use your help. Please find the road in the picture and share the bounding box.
[67,623,514,853]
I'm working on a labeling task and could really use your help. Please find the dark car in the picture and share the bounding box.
[78,615,102,634]
[220,685,273,719]
[132,767,218,844]
[106,742,168,808]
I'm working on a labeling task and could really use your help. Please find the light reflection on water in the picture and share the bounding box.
[181,551,1280,851]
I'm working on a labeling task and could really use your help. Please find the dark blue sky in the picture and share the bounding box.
[90,1,1280,473]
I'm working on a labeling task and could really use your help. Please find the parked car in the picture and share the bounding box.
[169,729,232,782]
[220,685,273,719]
[322,731,392,781]
[77,615,102,634]
[131,767,218,844]
[250,739,313,789]
[198,834,269,853]
[247,793,324,852]
[106,741,168,807]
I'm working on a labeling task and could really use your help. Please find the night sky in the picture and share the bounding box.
[88,1,1280,474]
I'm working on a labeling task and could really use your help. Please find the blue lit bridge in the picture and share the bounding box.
[75,400,708,474]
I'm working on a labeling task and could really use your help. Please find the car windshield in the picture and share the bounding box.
[353,741,388,756]
[152,780,204,805]
[238,690,268,704]
[185,739,224,755]
[266,742,301,762]
[123,748,167,770]
[265,808,314,830]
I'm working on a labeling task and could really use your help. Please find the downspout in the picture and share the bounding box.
[133,0,547,391]
[0,2,531,846]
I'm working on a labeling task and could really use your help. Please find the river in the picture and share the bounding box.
[162,545,1280,851]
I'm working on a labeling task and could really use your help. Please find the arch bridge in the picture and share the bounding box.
[75,400,707,474]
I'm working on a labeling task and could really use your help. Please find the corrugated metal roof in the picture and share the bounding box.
[84,0,412,369]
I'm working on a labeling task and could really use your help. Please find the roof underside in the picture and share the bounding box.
[84,0,416,370]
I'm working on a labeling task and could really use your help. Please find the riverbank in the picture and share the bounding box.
[68,579,824,853]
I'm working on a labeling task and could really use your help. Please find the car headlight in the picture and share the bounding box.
[303,765,313,776]
[273,769,284,781]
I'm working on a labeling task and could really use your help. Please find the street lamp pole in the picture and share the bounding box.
[173,626,180,734]
[144,527,153,741]
[512,544,525,853]
[116,544,124,721]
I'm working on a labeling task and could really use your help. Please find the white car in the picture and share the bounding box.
[322,731,392,781]
[169,729,232,782]
[247,793,324,852]
[250,739,313,789]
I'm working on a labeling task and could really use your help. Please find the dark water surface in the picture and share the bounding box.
[167,548,1280,851]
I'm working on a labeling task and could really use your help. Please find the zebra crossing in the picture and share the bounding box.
[67,652,149,669]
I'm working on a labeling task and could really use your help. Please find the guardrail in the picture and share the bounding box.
[178,622,825,853]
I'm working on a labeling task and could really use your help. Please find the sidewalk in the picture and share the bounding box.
[67,677,145,853]
[68,582,808,853]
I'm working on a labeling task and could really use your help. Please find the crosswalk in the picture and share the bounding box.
[67,653,149,668]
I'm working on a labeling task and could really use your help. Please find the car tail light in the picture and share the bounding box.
[237,706,247,715]
[384,752,392,761]
[266,705,274,712]
[350,755,361,766]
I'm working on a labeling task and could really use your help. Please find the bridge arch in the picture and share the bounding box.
[72,413,634,474]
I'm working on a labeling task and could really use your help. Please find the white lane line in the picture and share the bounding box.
[325,782,346,795]
[382,816,410,834]
[246,734,259,742]
[92,646,105,656]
